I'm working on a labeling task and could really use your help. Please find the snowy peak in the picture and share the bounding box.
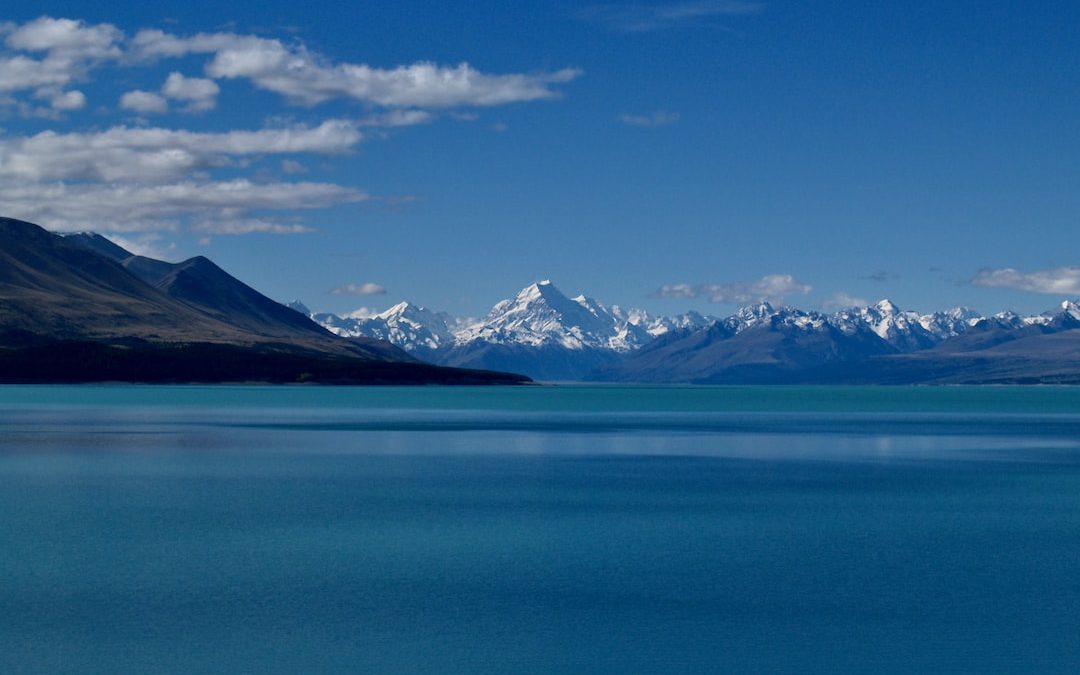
[917,307,982,339]
[300,299,452,356]
[736,301,776,321]
[729,301,777,331]
[451,281,718,353]
[874,299,900,315]
[376,300,413,318]
[374,300,443,326]
[845,299,937,350]
[463,280,626,350]
[645,309,713,337]
[286,300,311,315]
[1061,300,1080,321]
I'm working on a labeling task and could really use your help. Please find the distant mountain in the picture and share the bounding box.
[593,303,896,383]
[296,282,1080,384]
[604,299,1080,384]
[832,299,938,352]
[840,301,1080,384]
[303,280,719,381]
[0,218,527,385]
[443,281,625,381]
[312,301,456,361]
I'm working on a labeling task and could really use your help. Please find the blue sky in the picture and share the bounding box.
[2,1,1078,318]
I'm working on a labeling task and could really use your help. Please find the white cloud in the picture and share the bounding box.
[618,111,679,126]
[161,71,219,112]
[0,54,77,93]
[331,282,388,296]
[971,267,1080,295]
[49,89,85,110]
[102,233,174,259]
[0,17,121,99]
[119,89,168,113]
[0,120,362,182]
[5,16,121,60]
[0,16,583,240]
[343,307,377,319]
[192,217,314,235]
[653,274,812,304]
[0,179,365,232]
[1,18,583,112]
[357,109,434,127]
[653,283,697,299]
[132,28,581,107]
[823,292,869,311]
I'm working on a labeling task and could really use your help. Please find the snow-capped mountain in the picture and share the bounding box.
[443,280,692,379]
[307,301,454,359]
[595,301,895,384]
[830,299,937,351]
[289,283,1080,382]
[917,306,983,339]
[456,281,619,350]
[1049,300,1080,326]
[291,280,723,380]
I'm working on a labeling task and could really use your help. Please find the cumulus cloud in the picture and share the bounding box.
[653,283,697,299]
[0,120,362,182]
[161,71,219,112]
[5,16,121,60]
[0,16,582,239]
[581,1,763,33]
[131,28,581,107]
[971,267,1080,295]
[1,17,582,112]
[331,282,388,296]
[119,89,168,113]
[653,274,812,304]
[823,292,869,311]
[0,17,121,99]
[49,89,85,110]
[0,179,365,232]
[618,111,679,126]
[0,53,89,95]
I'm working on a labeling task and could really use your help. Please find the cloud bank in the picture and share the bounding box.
[971,267,1080,295]
[129,28,580,107]
[0,15,582,238]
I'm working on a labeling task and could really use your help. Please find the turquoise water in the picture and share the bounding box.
[2,385,1080,673]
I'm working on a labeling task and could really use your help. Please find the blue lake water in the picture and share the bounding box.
[2,384,1080,673]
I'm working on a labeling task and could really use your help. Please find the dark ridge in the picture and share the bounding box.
[0,217,529,385]
[0,339,530,385]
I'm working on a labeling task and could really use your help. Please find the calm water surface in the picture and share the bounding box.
[2,385,1080,673]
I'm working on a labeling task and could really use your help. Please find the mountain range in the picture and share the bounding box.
[291,280,712,381]
[4,215,1076,385]
[0,217,526,384]
[294,281,1080,384]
